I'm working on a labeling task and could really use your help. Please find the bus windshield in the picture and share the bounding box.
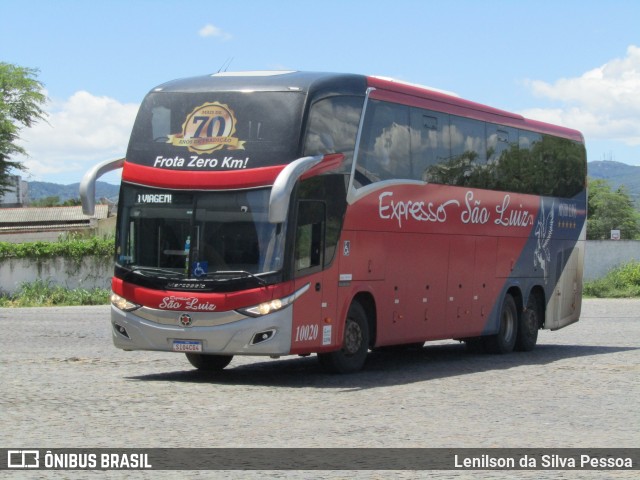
[126,91,305,169]
[116,185,286,282]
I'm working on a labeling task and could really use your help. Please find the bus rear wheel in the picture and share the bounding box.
[185,353,233,371]
[318,301,369,373]
[516,294,540,351]
[484,293,518,354]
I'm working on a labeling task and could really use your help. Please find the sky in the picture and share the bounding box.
[1,0,639,185]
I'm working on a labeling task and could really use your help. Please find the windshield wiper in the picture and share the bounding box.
[131,266,184,278]
[204,270,271,286]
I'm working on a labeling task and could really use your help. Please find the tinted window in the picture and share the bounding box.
[297,175,347,267]
[425,115,487,186]
[303,96,364,173]
[127,91,305,170]
[410,108,450,182]
[519,134,586,197]
[294,201,325,273]
[487,124,518,164]
[353,99,585,198]
[485,130,585,197]
[450,115,486,164]
[357,100,411,185]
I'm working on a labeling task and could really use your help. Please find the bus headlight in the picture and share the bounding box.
[111,292,141,312]
[241,299,284,317]
[237,283,310,317]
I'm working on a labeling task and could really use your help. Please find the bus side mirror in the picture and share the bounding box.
[80,157,125,216]
[268,154,344,224]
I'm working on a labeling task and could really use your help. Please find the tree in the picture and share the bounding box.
[27,196,82,207]
[587,179,640,240]
[0,62,47,196]
[30,195,61,207]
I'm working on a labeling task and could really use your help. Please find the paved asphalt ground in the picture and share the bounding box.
[0,299,638,479]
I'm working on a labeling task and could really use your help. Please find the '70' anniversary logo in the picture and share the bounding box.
[167,102,245,154]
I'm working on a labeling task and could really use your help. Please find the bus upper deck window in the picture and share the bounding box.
[151,107,171,142]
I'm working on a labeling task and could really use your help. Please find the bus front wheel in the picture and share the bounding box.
[484,293,518,354]
[186,353,233,371]
[318,302,369,373]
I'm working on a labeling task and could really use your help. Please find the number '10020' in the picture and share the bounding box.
[295,324,319,342]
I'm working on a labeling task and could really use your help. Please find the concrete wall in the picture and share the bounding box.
[0,230,84,244]
[0,257,112,295]
[583,240,640,280]
[1,240,638,295]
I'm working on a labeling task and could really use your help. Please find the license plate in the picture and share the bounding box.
[172,340,203,352]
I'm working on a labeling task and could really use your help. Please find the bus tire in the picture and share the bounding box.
[185,353,233,371]
[516,294,540,352]
[484,293,518,354]
[318,301,369,373]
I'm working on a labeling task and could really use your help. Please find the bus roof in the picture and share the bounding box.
[151,70,367,96]
[366,75,584,142]
[150,70,583,143]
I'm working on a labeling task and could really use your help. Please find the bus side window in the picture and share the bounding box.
[484,124,518,191]
[356,100,411,185]
[294,201,325,274]
[516,130,543,194]
[303,96,363,173]
[549,138,586,198]
[410,108,450,183]
[421,115,487,187]
[486,124,517,164]
[448,116,487,186]
[518,134,586,198]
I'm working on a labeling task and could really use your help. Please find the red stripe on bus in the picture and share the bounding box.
[122,163,286,189]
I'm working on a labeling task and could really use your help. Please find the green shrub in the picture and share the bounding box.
[583,261,640,298]
[0,236,114,262]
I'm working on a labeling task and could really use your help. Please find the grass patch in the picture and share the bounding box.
[583,261,640,298]
[0,279,110,307]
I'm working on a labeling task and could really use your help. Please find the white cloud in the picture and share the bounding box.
[198,24,232,41]
[16,91,138,183]
[522,45,640,146]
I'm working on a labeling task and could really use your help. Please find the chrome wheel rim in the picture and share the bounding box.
[343,319,362,356]
[502,308,515,343]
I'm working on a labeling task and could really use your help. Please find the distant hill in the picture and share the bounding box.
[588,161,640,204]
[27,181,120,203]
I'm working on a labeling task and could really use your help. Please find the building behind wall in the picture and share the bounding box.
[0,204,113,243]
[1,175,117,242]
[0,175,28,207]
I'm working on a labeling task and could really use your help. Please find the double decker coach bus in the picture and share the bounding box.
[81,71,586,373]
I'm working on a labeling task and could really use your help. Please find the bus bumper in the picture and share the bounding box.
[110,305,293,356]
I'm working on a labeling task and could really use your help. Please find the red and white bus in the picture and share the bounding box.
[81,71,586,373]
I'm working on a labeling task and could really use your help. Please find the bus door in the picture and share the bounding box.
[290,200,337,352]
